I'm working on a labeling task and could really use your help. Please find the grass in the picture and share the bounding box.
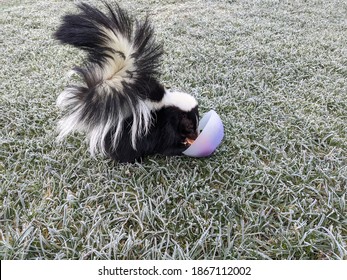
[1,0,346,260]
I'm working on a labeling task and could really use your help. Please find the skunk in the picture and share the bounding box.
[54,2,199,163]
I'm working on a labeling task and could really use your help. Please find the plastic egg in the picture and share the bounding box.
[183,110,224,157]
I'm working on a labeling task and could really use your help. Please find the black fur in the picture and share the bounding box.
[105,106,199,162]
[54,1,199,163]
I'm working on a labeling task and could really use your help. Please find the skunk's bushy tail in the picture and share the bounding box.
[54,2,163,155]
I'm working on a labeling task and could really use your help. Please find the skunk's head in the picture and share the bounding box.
[177,106,199,144]
[153,90,199,147]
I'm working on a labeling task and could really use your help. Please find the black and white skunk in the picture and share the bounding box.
[54,2,199,163]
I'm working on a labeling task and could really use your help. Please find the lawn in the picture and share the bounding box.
[0,0,346,259]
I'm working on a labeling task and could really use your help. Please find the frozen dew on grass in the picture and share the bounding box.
[0,0,347,259]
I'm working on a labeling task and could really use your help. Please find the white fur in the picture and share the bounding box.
[56,88,86,140]
[56,87,77,110]
[57,109,83,140]
[147,90,198,112]
[100,27,136,91]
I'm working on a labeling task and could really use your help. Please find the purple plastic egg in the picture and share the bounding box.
[183,110,224,157]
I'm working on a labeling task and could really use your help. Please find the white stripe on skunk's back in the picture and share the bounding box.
[98,26,136,91]
[147,90,198,112]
